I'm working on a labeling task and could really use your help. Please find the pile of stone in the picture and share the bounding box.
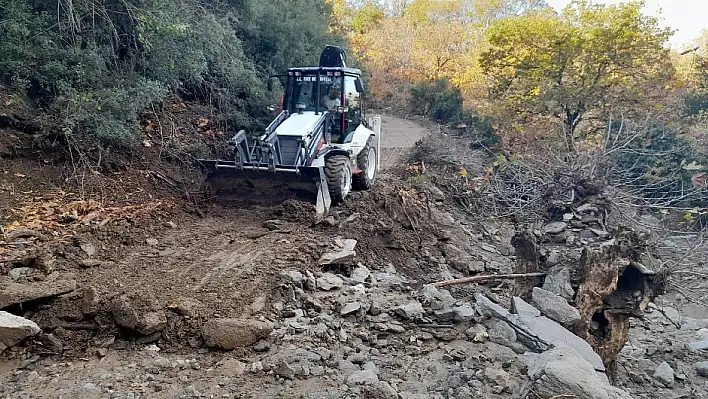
[540,201,611,246]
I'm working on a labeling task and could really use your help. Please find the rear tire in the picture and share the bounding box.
[325,155,352,204]
[353,135,377,190]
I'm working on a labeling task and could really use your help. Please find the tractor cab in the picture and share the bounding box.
[269,46,366,145]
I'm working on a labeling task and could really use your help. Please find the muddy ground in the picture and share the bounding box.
[1,114,708,399]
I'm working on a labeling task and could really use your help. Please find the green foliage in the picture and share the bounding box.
[410,78,501,146]
[0,0,338,148]
[480,0,674,147]
[410,78,463,122]
[237,0,342,75]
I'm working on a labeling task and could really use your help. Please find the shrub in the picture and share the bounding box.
[410,79,463,123]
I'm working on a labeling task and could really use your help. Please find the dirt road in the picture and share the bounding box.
[379,115,429,170]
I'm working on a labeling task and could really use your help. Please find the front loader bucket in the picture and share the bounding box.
[199,160,332,220]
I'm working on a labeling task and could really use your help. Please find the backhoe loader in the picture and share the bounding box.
[198,46,381,219]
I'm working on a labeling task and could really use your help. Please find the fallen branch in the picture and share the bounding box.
[5,229,49,242]
[431,272,546,287]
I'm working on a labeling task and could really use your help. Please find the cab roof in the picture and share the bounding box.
[286,66,362,76]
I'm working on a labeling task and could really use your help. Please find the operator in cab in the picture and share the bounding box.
[322,87,341,111]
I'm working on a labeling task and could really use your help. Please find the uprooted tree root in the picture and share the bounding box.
[512,225,666,379]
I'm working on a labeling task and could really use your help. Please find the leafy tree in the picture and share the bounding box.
[480,0,674,150]
[0,0,340,148]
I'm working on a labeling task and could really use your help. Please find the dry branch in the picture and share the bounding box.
[431,272,547,287]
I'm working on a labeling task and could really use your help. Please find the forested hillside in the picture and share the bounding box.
[332,0,708,221]
[1,0,340,147]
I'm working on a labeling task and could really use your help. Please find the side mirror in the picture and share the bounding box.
[354,78,364,93]
[267,77,277,92]
[267,104,277,112]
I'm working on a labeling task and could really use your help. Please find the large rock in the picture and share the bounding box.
[542,266,575,300]
[653,361,674,386]
[202,318,273,349]
[317,273,344,291]
[363,381,398,399]
[0,311,41,349]
[696,361,708,377]
[526,345,631,399]
[111,295,167,335]
[350,265,371,284]
[452,304,476,323]
[0,276,77,309]
[392,301,424,320]
[421,285,455,310]
[543,222,568,234]
[531,287,581,326]
[346,369,379,385]
[686,340,708,350]
[475,294,604,372]
[318,239,357,265]
[442,243,481,272]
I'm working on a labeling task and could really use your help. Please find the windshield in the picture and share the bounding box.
[289,75,342,112]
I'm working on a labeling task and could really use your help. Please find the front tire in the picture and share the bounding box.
[325,155,352,204]
[353,135,377,190]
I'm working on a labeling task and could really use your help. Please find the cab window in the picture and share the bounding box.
[344,76,361,133]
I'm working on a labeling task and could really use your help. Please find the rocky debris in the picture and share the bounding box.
[350,265,371,284]
[696,361,708,377]
[475,294,605,372]
[78,259,105,268]
[531,287,581,326]
[392,301,424,320]
[686,340,708,350]
[81,286,100,316]
[526,345,631,399]
[318,238,357,265]
[0,275,77,309]
[7,267,38,282]
[110,295,167,336]
[543,222,568,234]
[167,298,203,317]
[542,266,574,300]
[441,243,483,272]
[0,311,41,349]
[421,285,455,310]
[363,381,398,399]
[280,270,305,288]
[317,273,344,291]
[275,360,296,379]
[346,369,379,385]
[263,219,286,231]
[653,361,675,387]
[201,318,273,350]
